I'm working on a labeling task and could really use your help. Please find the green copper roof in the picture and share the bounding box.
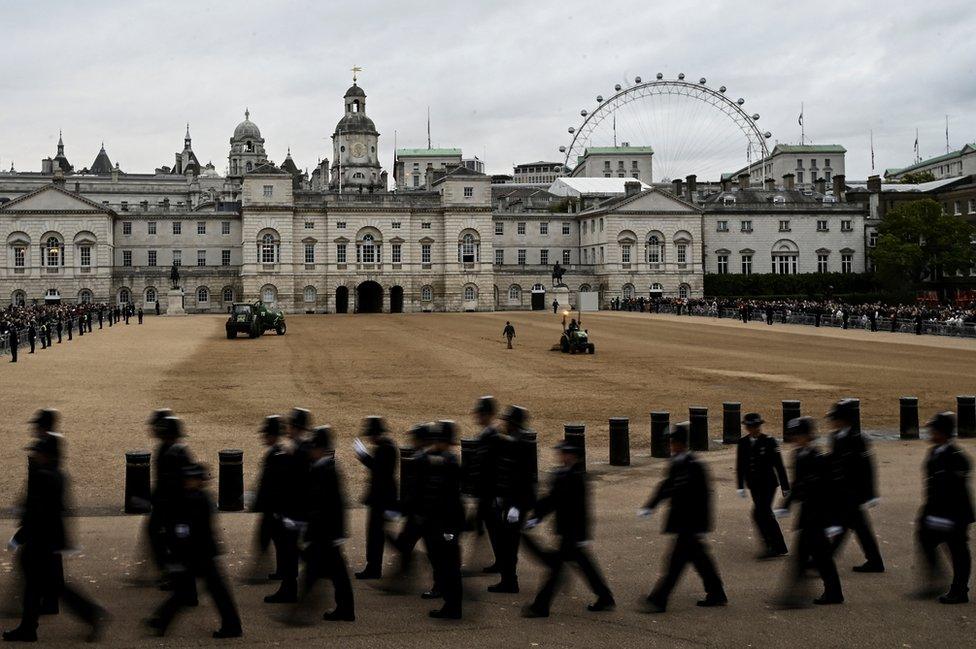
[888,143,976,176]
[771,144,847,154]
[396,148,462,157]
[583,146,653,155]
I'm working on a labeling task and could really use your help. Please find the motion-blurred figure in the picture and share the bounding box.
[252,415,296,601]
[421,421,465,619]
[353,416,397,580]
[471,396,502,574]
[736,412,790,559]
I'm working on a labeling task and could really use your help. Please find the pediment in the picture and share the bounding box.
[0,184,114,214]
[614,189,699,213]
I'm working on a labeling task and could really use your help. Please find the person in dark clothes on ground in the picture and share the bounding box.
[352,416,398,580]
[503,321,516,349]
[736,413,790,559]
[472,396,502,574]
[251,415,294,600]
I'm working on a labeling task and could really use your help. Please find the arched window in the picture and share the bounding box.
[622,284,634,299]
[352,172,365,179]
[508,285,522,303]
[651,282,663,292]
[261,285,277,306]
[260,232,278,264]
[46,288,60,299]
[12,290,26,306]
[360,233,376,263]
[304,286,317,302]
[678,284,690,299]
[464,285,476,300]
[197,287,209,303]
[579,283,592,293]
[43,235,64,267]
[222,287,234,302]
[145,287,157,303]
[421,285,433,302]
[245,161,253,171]
[646,234,664,266]
[78,289,93,304]
[119,288,131,305]
[458,232,479,263]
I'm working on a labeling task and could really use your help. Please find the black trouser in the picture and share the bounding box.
[422,529,461,614]
[477,500,502,566]
[918,524,971,596]
[750,488,787,554]
[152,561,240,634]
[529,538,612,613]
[649,533,725,606]
[364,506,386,574]
[495,509,523,585]
[833,505,883,567]
[19,545,99,633]
[260,514,298,588]
[10,340,17,362]
[302,542,354,615]
[792,526,842,599]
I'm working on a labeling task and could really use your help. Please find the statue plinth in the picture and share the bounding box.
[166,288,186,316]
[551,285,572,312]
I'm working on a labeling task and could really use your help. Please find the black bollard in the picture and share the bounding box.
[217,449,244,512]
[607,420,630,466]
[523,431,539,484]
[782,400,801,442]
[957,396,976,439]
[899,397,919,440]
[124,450,152,514]
[689,406,708,452]
[564,423,588,471]
[460,438,478,496]
[723,402,742,444]
[650,411,671,458]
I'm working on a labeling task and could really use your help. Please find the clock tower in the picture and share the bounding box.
[330,72,384,192]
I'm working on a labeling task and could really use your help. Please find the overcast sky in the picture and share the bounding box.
[1,0,974,181]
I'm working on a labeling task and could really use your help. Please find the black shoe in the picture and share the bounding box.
[813,594,844,605]
[852,561,884,573]
[696,593,728,607]
[482,564,501,574]
[87,608,111,643]
[428,607,462,620]
[355,569,381,580]
[939,592,969,605]
[758,549,788,560]
[323,609,355,621]
[587,597,616,612]
[212,627,243,639]
[143,617,165,637]
[521,605,549,618]
[2,628,37,643]
[264,589,297,604]
[487,581,519,594]
[642,597,666,614]
[421,589,442,600]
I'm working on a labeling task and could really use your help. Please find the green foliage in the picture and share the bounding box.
[899,171,936,184]
[872,199,976,286]
[704,272,879,298]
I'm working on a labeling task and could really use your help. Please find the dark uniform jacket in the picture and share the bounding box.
[781,446,834,530]
[419,450,464,536]
[533,463,590,543]
[253,442,289,514]
[397,446,426,516]
[644,452,712,535]
[167,489,221,572]
[360,436,397,510]
[305,457,347,545]
[736,435,790,494]
[285,440,313,520]
[473,425,500,502]
[15,464,68,552]
[495,431,537,512]
[922,443,976,526]
[153,441,193,506]
[829,428,876,507]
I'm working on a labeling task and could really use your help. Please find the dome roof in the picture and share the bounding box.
[233,109,261,140]
[335,113,376,133]
[344,83,366,98]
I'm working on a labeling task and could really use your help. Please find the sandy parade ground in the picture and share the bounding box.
[1,311,975,646]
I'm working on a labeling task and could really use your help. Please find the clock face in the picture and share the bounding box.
[351,142,366,158]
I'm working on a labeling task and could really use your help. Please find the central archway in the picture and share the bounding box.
[335,286,349,314]
[356,281,383,313]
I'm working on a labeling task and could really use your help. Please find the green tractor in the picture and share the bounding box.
[226,302,286,339]
[560,324,595,354]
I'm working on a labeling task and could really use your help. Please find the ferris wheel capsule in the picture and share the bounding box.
[635,76,642,83]
[719,86,727,93]
[596,95,603,102]
[699,77,707,84]
[752,113,760,120]
[568,127,575,134]
[678,73,685,80]
[614,84,622,91]
[764,132,772,138]
[580,109,588,117]
[737,98,745,105]
[656,73,663,80]
[559,146,566,153]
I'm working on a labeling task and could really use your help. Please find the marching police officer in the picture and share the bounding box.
[421,421,464,619]
[472,396,502,573]
[147,411,195,593]
[252,416,296,602]
[522,439,614,618]
[774,417,843,607]
[639,423,727,612]
[352,416,397,580]
[490,405,537,594]
[388,423,431,575]
[146,460,242,638]
[300,426,355,622]
[271,407,313,600]
[916,412,974,604]
[827,399,885,573]
[736,413,790,558]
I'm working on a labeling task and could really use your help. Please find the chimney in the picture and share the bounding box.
[41,158,53,174]
[867,175,881,193]
[815,177,827,194]
[764,177,775,191]
[782,173,795,191]
[624,180,642,197]
[672,178,682,197]
[832,174,846,199]
[685,174,697,201]
[720,177,730,192]
[737,173,750,190]
[424,162,434,190]
[111,164,119,183]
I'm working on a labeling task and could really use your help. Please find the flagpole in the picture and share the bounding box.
[427,107,431,150]
[946,114,950,154]
[799,102,804,145]
[870,129,875,172]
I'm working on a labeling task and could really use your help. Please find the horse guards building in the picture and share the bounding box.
[0,78,872,313]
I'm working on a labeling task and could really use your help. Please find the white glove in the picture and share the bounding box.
[523,518,539,530]
[825,525,844,540]
[861,497,880,510]
[774,508,789,519]
[637,508,652,519]
[353,438,369,459]
[384,510,402,522]
[506,507,520,524]
[737,489,747,499]
[576,540,592,548]
[332,537,347,547]
[282,517,298,531]
[924,516,955,531]
[174,524,190,539]
[443,533,456,542]
[7,535,20,551]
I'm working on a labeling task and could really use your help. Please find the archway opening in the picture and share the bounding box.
[390,286,404,313]
[356,281,383,313]
[335,286,349,314]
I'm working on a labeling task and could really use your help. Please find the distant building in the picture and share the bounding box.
[394,147,462,190]
[548,176,651,200]
[884,143,976,181]
[728,144,847,190]
[462,157,485,174]
[570,145,653,184]
[512,161,568,184]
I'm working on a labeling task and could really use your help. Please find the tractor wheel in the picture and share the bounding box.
[587,343,595,354]
[560,335,570,353]
[276,322,286,336]
[248,326,258,339]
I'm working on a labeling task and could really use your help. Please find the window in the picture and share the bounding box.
[599,218,604,231]
[509,285,521,301]
[717,255,729,274]
[263,185,273,198]
[464,285,476,300]
[421,243,432,264]
[517,222,526,235]
[647,236,663,265]
[197,287,209,303]
[413,176,420,187]
[622,284,634,299]
[460,234,476,263]
[779,220,791,232]
[421,285,433,301]
[540,249,549,265]
[261,233,277,263]
[590,220,595,233]
[716,220,729,232]
[336,221,347,229]
[304,243,315,264]
[119,288,131,304]
[360,234,376,263]
[562,222,571,235]
[600,246,605,262]
[79,246,91,267]
[540,222,549,235]
[392,243,402,264]
[817,220,829,232]
[741,254,753,275]
[304,286,316,303]
[495,248,504,265]
[740,220,753,233]
[222,287,234,302]
[868,231,878,248]
[336,243,347,264]
[197,222,206,235]
[123,250,132,267]
[818,254,829,273]
[43,237,63,267]
[796,171,804,184]
[841,220,853,232]
[122,221,132,235]
[148,250,157,267]
[463,187,473,198]
[494,222,504,235]
[842,253,853,274]
[197,250,206,266]
[222,249,231,266]
[824,158,831,168]
[13,246,25,268]
[172,221,181,235]
[773,254,798,274]
[969,199,976,214]
[148,221,157,235]
[391,221,401,229]
[221,221,230,235]
[172,250,182,266]
[562,249,571,264]
[421,222,431,229]
[621,245,631,263]
[517,249,526,265]
[146,287,157,303]
[676,243,687,265]
[678,284,690,299]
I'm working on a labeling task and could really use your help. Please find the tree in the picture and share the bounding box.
[872,199,976,287]
[899,171,936,184]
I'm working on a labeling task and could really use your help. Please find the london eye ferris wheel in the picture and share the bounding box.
[561,73,772,183]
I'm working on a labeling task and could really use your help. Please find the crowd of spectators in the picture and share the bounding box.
[1,301,140,358]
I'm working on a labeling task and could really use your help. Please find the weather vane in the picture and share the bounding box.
[351,65,363,83]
